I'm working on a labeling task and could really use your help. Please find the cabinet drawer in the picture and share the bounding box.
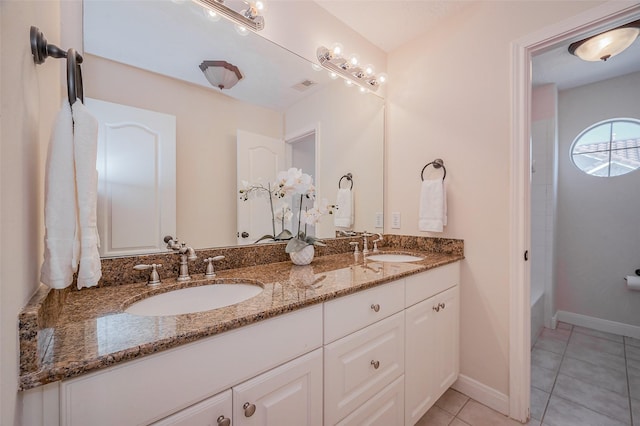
[336,375,404,426]
[152,389,232,426]
[405,262,459,307]
[324,279,404,343]
[324,312,405,425]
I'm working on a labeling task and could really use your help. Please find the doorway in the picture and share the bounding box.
[286,129,318,238]
[510,2,640,422]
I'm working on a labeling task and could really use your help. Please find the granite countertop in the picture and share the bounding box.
[19,242,463,391]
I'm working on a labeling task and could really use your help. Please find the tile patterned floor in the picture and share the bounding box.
[417,322,639,425]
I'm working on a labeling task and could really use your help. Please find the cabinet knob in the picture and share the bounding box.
[217,415,231,426]
[433,305,440,312]
[371,360,380,369]
[439,302,446,309]
[370,303,380,312]
[243,402,256,417]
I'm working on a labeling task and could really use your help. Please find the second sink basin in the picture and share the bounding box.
[125,283,263,316]
[366,254,424,263]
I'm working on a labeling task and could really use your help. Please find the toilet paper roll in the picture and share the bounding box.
[625,275,640,290]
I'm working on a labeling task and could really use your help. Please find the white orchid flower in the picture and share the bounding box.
[274,203,293,222]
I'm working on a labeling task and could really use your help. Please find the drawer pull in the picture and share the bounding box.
[217,415,231,426]
[433,305,440,312]
[243,402,256,417]
[371,360,380,369]
[370,303,381,312]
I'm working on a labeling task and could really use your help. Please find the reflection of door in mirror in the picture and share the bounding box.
[86,98,176,257]
[237,130,286,245]
[287,131,317,238]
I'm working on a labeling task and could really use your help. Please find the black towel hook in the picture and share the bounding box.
[338,173,353,190]
[30,26,84,105]
[421,158,447,181]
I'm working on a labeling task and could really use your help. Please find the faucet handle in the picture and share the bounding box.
[349,241,360,254]
[133,264,162,286]
[204,256,225,278]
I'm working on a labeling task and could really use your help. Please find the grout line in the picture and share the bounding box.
[625,342,634,426]
[539,325,573,424]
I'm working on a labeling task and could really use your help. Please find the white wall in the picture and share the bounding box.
[386,0,605,398]
[1,1,63,424]
[531,84,558,337]
[556,71,640,327]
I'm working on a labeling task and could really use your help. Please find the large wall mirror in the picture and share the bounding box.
[83,0,384,256]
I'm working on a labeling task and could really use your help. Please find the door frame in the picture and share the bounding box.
[509,1,640,421]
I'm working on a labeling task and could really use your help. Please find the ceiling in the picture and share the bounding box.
[314,1,640,90]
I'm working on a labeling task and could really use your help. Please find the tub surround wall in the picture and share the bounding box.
[18,235,463,391]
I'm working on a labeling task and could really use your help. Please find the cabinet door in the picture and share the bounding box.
[233,348,323,426]
[404,296,438,425]
[404,286,459,426]
[152,389,232,426]
[434,286,459,396]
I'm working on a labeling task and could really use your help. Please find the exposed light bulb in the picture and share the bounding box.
[377,73,388,84]
[235,24,249,36]
[311,63,322,72]
[344,79,354,88]
[254,0,265,11]
[329,71,338,80]
[330,42,344,57]
[359,86,368,94]
[348,53,360,66]
[364,64,375,76]
[204,8,221,22]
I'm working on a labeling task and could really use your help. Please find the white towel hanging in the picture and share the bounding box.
[418,179,447,233]
[40,101,78,289]
[334,188,354,228]
[72,100,102,289]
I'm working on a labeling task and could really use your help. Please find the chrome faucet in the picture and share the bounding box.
[361,231,373,255]
[371,233,383,252]
[164,235,197,282]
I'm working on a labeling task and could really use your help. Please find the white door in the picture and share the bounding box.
[237,130,286,245]
[151,389,232,426]
[85,98,176,257]
[232,348,323,426]
[434,286,460,395]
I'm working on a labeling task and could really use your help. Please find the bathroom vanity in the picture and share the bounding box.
[20,242,462,426]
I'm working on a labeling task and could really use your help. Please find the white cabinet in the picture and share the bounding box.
[405,270,459,426]
[152,390,232,426]
[60,305,322,426]
[336,376,405,426]
[233,348,323,426]
[324,312,405,425]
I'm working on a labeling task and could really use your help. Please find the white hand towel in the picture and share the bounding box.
[72,100,102,289]
[334,188,354,228]
[40,101,79,289]
[419,179,447,232]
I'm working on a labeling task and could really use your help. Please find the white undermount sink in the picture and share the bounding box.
[124,283,263,316]
[366,254,424,263]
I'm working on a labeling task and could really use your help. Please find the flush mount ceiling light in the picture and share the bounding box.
[199,60,243,89]
[193,0,265,31]
[316,44,387,93]
[569,20,640,62]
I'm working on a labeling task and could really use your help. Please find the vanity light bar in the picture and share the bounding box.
[316,46,385,92]
[193,0,265,31]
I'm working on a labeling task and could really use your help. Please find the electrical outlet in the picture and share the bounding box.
[391,212,401,229]
[375,212,383,228]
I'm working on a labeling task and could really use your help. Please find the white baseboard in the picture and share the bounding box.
[452,374,509,416]
[556,310,640,339]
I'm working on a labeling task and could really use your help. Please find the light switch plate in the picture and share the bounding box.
[391,212,401,229]
[375,212,383,228]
